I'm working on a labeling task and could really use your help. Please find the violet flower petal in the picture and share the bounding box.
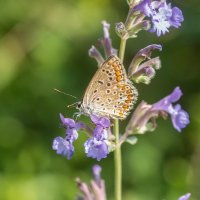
[53,137,74,159]
[93,125,104,137]
[60,113,76,128]
[136,0,184,36]
[92,164,102,183]
[152,87,189,132]
[90,115,101,124]
[169,7,184,28]
[178,193,191,200]
[136,0,153,17]
[66,128,78,142]
[90,115,110,128]
[170,104,190,132]
[98,117,110,128]
[84,138,109,161]
[153,87,182,111]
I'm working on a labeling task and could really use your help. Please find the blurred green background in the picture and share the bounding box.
[0,0,200,200]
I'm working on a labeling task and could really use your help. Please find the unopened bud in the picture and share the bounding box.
[88,45,104,67]
[128,44,162,79]
[115,22,129,39]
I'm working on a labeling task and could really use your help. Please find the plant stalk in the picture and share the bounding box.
[114,38,127,200]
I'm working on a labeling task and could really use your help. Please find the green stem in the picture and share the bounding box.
[114,119,121,200]
[114,38,127,200]
[119,38,127,63]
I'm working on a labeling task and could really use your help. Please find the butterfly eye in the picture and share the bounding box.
[77,103,82,109]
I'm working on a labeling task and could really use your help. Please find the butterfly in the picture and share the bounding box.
[77,55,138,119]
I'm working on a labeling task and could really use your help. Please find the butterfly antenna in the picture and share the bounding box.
[67,102,79,108]
[53,88,78,100]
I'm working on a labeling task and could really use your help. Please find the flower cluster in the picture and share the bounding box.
[136,0,184,36]
[76,165,107,200]
[153,87,190,132]
[53,114,111,161]
[53,18,189,161]
[116,0,184,38]
[84,115,111,161]
[52,0,192,199]
[53,86,190,160]
[52,114,84,159]
[76,165,190,200]
[125,87,189,135]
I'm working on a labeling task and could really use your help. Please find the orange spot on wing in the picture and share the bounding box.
[123,104,128,109]
[126,89,132,94]
[112,63,117,68]
[116,71,121,76]
[127,95,133,100]
[121,85,126,90]
[116,76,122,82]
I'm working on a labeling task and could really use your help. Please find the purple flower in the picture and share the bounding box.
[153,87,189,132]
[53,137,74,159]
[92,165,102,183]
[153,87,182,110]
[90,114,110,129]
[178,193,191,200]
[136,0,184,36]
[89,21,117,65]
[169,7,184,28]
[125,87,189,136]
[136,0,153,17]
[101,21,118,58]
[84,138,109,161]
[88,45,104,67]
[128,44,162,80]
[52,114,84,159]
[76,165,106,200]
[84,115,110,161]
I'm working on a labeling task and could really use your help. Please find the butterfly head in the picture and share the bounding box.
[76,101,94,118]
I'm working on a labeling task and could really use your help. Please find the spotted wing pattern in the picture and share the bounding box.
[81,55,138,119]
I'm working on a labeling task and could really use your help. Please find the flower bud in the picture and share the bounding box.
[131,66,155,83]
[115,22,129,40]
[101,20,118,58]
[116,18,150,39]
[92,165,102,184]
[128,45,162,83]
[76,166,107,200]
[88,45,104,67]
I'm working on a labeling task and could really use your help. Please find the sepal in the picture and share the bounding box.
[126,136,138,145]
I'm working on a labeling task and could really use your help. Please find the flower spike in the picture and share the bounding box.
[52,114,85,159]
[136,0,184,36]
[124,87,189,136]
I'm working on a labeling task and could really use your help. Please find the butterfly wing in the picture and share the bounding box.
[81,55,138,119]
